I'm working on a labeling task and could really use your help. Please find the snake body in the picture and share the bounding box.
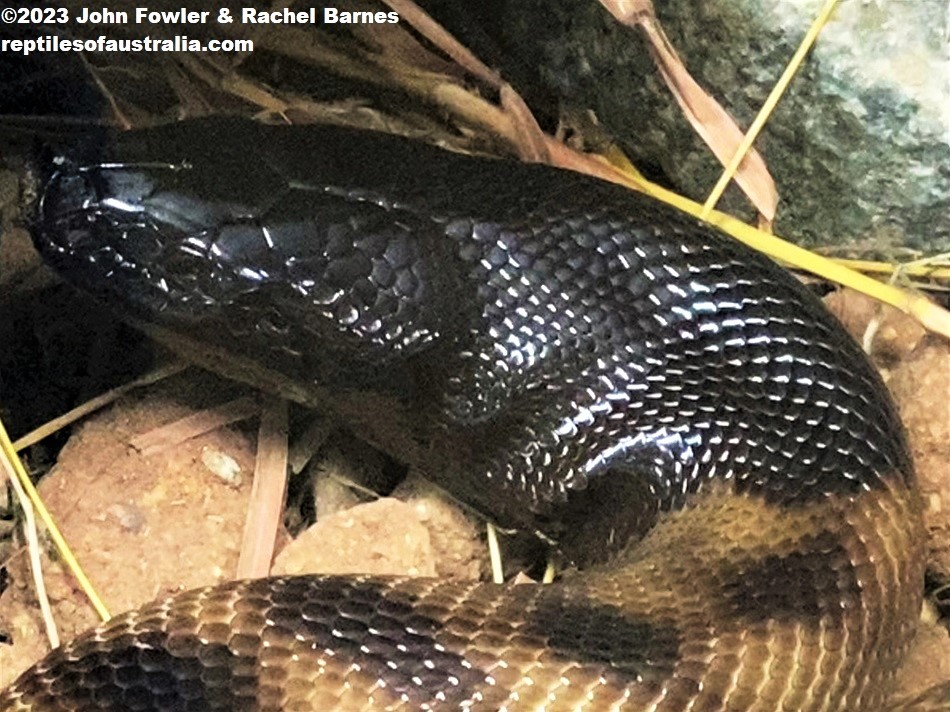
[1,117,931,710]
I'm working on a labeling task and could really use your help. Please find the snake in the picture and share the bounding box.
[0,116,940,711]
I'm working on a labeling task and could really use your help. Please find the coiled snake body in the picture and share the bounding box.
[1,118,931,710]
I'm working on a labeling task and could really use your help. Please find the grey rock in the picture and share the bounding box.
[471,0,949,251]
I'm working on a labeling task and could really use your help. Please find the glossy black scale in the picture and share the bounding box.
[30,117,910,564]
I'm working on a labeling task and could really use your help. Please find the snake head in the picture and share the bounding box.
[30,121,263,321]
[28,118,460,399]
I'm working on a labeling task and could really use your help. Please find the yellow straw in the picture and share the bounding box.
[0,416,111,622]
[637,178,950,337]
[828,257,950,282]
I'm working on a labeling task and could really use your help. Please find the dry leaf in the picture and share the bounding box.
[598,0,778,220]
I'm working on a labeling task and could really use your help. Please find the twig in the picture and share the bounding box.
[236,398,289,579]
[486,522,503,584]
[0,419,110,622]
[13,361,189,452]
[128,395,260,455]
[380,0,503,89]
[0,449,58,649]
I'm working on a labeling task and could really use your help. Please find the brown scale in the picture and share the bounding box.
[0,477,931,711]
[4,118,949,711]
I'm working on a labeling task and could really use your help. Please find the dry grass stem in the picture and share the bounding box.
[0,451,58,649]
[598,0,777,220]
[128,395,260,456]
[236,398,289,579]
[12,362,189,453]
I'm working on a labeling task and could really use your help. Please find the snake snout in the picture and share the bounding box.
[29,144,178,314]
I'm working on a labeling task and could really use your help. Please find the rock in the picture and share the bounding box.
[433,0,949,251]
[274,482,485,581]
[823,288,928,366]
[892,620,950,704]
[887,339,950,579]
[274,498,433,578]
[824,287,949,581]
[0,371,259,686]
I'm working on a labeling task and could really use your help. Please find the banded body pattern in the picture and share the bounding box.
[1,118,932,711]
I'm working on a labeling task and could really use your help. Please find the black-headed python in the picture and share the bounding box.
[0,117,944,711]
